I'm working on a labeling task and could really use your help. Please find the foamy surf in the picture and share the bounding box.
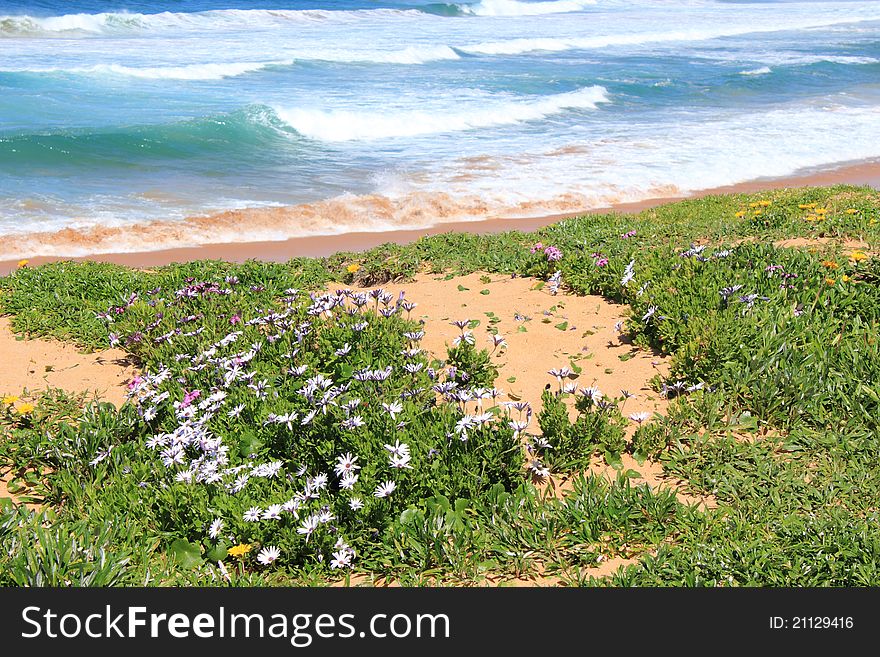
[274,86,610,142]
[462,0,597,17]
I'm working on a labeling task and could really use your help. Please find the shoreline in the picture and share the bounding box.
[2,159,880,276]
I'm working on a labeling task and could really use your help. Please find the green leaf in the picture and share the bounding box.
[468,319,481,329]
[399,508,421,525]
[518,325,528,333]
[618,352,634,362]
[506,376,517,383]
[555,321,569,331]
[170,539,203,569]
[457,284,469,291]
[238,432,263,458]
[205,542,229,562]
[480,289,490,295]
[605,451,624,470]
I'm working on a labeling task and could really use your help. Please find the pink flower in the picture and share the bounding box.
[530,242,544,254]
[596,258,608,267]
[229,313,241,325]
[180,389,201,408]
[543,246,563,262]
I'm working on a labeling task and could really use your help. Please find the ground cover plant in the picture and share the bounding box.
[2,183,880,586]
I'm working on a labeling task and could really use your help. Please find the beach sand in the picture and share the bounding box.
[2,159,879,276]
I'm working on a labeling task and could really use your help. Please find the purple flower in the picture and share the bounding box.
[544,246,563,262]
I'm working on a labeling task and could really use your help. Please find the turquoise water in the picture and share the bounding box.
[1,0,880,257]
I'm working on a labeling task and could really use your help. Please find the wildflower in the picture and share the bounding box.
[228,403,245,418]
[544,246,563,262]
[527,459,550,479]
[243,507,262,522]
[621,389,636,399]
[335,343,352,356]
[17,259,29,268]
[217,560,232,582]
[642,306,657,323]
[339,472,359,490]
[620,230,637,239]
[850,251,868,263]
[389,452,413,469]
[382,401,403,419]
[209,518,224,540]
[262,504,282,520]
[384,440,410,458]
[621,260,635,287]
[629,412,651,424]
[330,549,353,570]
[334,452,361,477]
[845,208,858,215]
[349,497,364,511]
[530,242,545,253]
[821,260,839,270]
[311,473,329,490]
[826,277,836,286]
[227,543,252,559]
[257,546,281,566]
[580,387,603,404]
[842,275,851,283]
[374,480,397,498]
[347,263,361,274]
[298,515,320,540]
[89,447,112,466]
[452,331,475,346]
[341,415,365,430]
[719,285,743,300]
[14,401,35,415]
[613,321,624,333]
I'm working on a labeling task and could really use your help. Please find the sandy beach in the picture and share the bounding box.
[2,159,879,276]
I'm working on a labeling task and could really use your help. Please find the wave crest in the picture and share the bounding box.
[274,86,609,142]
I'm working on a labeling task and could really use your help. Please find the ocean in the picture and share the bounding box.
[1,0,879,258]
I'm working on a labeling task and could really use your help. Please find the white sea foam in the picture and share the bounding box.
[273,86,609,142]
[0,8,423,36]
[460,16,880,56]
[462,0,596,17]
[739,66,772,76]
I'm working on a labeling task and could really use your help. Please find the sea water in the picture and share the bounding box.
[1,0,879,256]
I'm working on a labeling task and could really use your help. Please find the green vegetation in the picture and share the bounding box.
[2,184,880,586]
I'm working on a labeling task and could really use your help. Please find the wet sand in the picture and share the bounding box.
[1,159,879,275]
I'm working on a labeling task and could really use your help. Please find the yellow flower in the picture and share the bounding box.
[734,211,745,218]
[845,208,858,215]
[798,204,811,210]
[2,395,19,405]
[754,210,763,216]
[871,218,877,226]
[14,402,35,415]
[841,275,851,283]
[17,259,29,268]
[825,277,836,286]
[821,260,839,269]
[346,263,361,274]
[850,251,868,263]
[227,543,252,558]
[816,207,827,214]
[758,200,771,207]
[808,203,817,209]
[748,202,759,208]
